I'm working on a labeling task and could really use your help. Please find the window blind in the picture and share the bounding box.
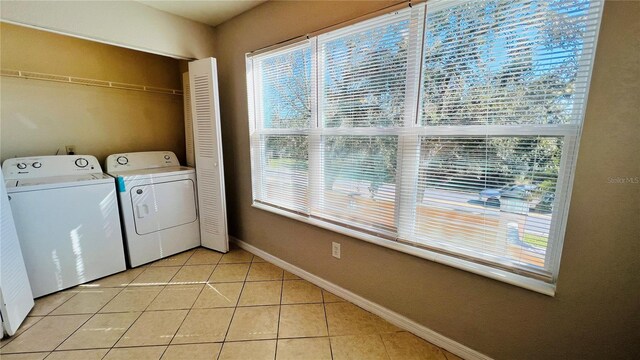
[248,43,313,213]
[313,135,400,236]
[319,11,412,128]
[403,135,564,278]
[420,0,601,126]
[309,8,422,236]
[246,0,603,294]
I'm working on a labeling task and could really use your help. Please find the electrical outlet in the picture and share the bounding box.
[65,145,76,155]
[332,242,341,259]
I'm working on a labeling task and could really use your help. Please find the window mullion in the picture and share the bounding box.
[396,3,426,240]
[251,133,265,202]
[247,58,264,201]
[544,134,576,280]
[396,136,421,240]
[308,37,323,215]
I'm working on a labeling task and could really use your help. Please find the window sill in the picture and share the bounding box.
[252,201,557,296]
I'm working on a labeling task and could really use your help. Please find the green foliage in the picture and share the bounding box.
[322,20,409,128]
[264,0,588,199]
[421,0,587,126]
[265,135,308,171]
[263,48,312,129]
[324,136,398,196]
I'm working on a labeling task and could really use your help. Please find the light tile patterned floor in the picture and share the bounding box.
[0,246,464,360]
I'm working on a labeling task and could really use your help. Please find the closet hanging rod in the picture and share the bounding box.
[0,69,183,96]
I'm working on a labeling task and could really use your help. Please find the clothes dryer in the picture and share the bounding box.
[106,151,200,267]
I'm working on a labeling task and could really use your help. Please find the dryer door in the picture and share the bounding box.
[131,179,197,235]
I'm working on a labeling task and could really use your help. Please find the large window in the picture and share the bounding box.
[246,0,603,294]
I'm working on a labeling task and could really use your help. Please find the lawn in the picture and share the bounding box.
[523,233,548,248]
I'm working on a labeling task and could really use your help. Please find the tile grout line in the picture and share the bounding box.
[181,247,199,265]
[238,245,464,358]
[0,350,52,357]
[155,261,194,360]
[56,267,151,358]
[34,288,82,317]
[170,264,218,286]
[322,291,336,360]
[378,333,392,360]
[7,248,440,360]
[217,252,254,360]
[150,247,198,268]
[138,257,197,359]
[4,285,126,355]
[49,287,127,354]
[0,315,45,350]
[100,309,152,356]
[3,248,201,358]
[100,251,198,358]
[226,335,328,342]
[274,270,285,360]
[103,264,178,356]
[158,256,220,359]
[444,351,458,360]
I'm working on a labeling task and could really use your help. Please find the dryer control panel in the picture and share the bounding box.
[105,151,180,173]
[2,155,103,180]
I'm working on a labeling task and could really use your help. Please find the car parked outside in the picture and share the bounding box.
[479,184,556,214]
[479,184,538,204]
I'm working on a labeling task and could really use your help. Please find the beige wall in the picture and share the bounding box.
[213,1,640,359]
[0,23,186,165]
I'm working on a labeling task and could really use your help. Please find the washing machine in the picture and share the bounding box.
[2,155,126,298]
[105,151,200,267]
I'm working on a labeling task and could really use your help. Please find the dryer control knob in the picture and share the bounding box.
[75,158,89,168]
[16,163,27,170]
[117,156,128,165]
[164,155,171,160]
[32,162,42,168]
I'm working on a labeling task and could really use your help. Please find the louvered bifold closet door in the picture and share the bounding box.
[395,0,604,280]
[182,72,195,167]
[188,58,228,252]
[0,171,34,336]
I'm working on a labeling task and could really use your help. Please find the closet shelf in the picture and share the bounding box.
[0,69,183,96]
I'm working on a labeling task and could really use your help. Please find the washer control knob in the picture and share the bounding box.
[16,163,27,170]
[32,162,42,168]
[116,156,128,165]
[164,155,171,160]
[75,158,89,168]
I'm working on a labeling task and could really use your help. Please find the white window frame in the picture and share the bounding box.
[245,1,604,296]
[247,41,315,214]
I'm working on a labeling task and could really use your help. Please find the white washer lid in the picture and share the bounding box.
[106,166,195,178]
[5,173,115,192]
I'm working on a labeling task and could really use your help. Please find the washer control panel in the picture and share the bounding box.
[2,155,103,180]
[116,156,128,165]
[105,151,180,172]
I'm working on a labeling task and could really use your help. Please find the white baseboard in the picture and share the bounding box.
[232,237,492,360]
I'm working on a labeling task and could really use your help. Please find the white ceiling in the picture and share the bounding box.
[137,0,267,27]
